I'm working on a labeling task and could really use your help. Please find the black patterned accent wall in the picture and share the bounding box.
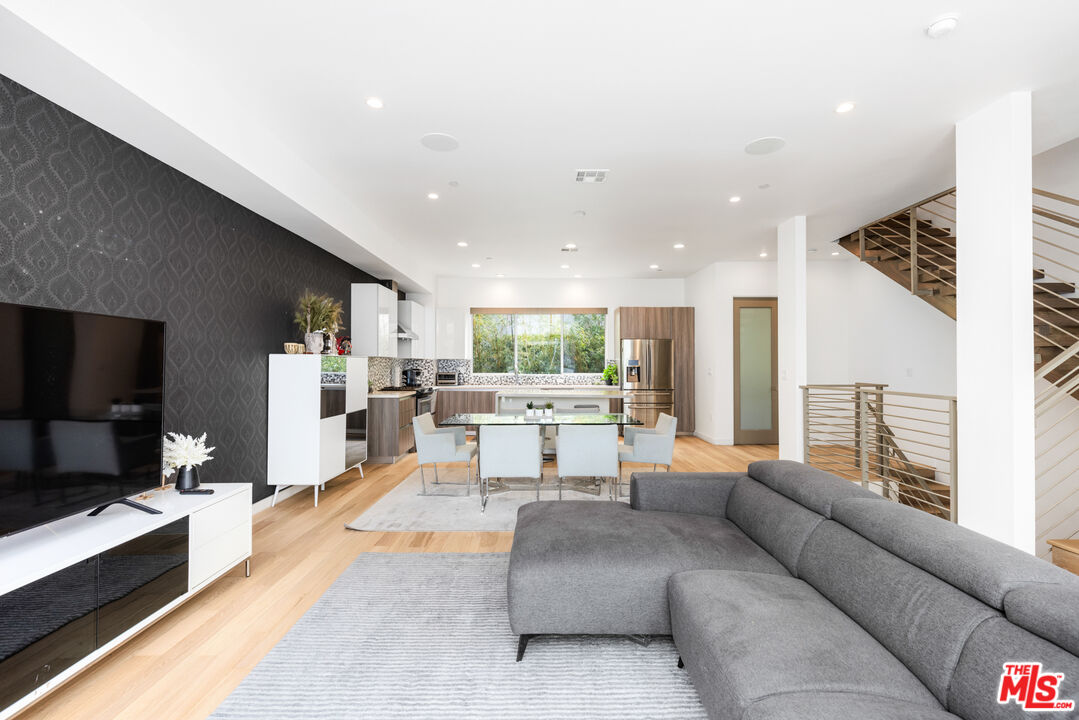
[0,74,377,502]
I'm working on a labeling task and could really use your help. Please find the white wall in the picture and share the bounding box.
[687,262,777,445]
[688,256,957,447]
[808,260,957,395]
[435,276,686,361]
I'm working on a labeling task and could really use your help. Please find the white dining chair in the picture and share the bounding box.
[555,424,618,499]
[413,413,477,495]
[478,424,542,512]
[615,413,677,498]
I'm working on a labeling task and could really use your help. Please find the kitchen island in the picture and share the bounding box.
[494,388,626,415]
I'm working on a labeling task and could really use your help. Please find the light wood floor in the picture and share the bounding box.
[16,437,777,720]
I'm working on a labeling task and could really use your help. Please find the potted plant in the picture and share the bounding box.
[544,401,555,417]
[295,291,328,353]
[602,362,619,386]
[526,401,536,418]
[162,432,215,491]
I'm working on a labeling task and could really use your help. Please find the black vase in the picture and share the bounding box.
[175,465,200,491]
[604,377,614,386]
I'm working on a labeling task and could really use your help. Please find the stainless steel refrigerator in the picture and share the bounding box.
[621,338,675,429]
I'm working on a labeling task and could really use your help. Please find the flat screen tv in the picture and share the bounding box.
[0,302,165,538]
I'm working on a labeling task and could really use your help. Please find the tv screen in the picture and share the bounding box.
[0,302,165,537]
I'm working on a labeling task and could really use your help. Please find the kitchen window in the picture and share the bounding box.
[471,308,606,374]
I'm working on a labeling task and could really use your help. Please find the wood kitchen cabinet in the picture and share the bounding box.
[615,306,695,434]
[434,389,496,425]
[368,394,417,463]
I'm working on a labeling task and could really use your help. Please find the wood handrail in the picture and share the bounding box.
[1035,187,1079,209]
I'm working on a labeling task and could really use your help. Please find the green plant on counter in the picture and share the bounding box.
[526,401,535,410]
[293,291,346,336]
[544,401,554,410]
[602,362,618,385]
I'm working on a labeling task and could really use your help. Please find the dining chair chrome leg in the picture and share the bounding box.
[420,464,427,495]
[467,458,472,497]
[434,463,439,484]
[653,463,657,471]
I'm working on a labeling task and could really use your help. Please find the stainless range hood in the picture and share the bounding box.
[396,324,418,340]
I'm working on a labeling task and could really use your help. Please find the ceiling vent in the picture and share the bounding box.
[561,247,578,253]
[575,169,609,183]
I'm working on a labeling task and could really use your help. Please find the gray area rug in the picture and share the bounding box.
[346,465,622,532]
[209,553,705,720]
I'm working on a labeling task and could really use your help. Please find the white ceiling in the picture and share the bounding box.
[2,0,1079,291]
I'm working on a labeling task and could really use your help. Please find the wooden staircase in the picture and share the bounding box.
[836,189,1079,390]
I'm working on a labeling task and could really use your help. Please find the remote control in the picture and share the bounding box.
[178,488,215,495]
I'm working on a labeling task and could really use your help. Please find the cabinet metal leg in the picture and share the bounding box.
[245,559,251,578]
[314,485,319,508]
[271,485,281,507]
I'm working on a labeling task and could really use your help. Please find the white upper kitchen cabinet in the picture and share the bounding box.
[397,300,425,359]
[351,283,398,357]
[436,306,468,359]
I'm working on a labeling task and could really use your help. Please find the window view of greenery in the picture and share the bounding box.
[471,314,515,373]
[471,312,606,374]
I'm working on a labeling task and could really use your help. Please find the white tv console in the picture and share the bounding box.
[0,483,252,719]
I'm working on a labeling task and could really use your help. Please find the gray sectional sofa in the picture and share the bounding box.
[507,460,1079,719]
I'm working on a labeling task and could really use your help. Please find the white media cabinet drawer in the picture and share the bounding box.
[189,522,251,590]
[190,487,251,549]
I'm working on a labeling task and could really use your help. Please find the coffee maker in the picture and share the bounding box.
[403,368,422,387]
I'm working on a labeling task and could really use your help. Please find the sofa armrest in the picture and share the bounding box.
[629,472,743,518]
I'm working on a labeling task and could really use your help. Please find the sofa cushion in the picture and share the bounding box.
[508,501,788,636]
[832,497,1079,609]
[1003,583,1079,658]
[798,520,999,706]
[630,471,742,519]
[948,616,1079,720]
[743,693,960,720]
[669,570,942,720]
[726,476,824,575]
[747,459,880,517]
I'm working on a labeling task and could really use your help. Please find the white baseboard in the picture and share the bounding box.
[252,485,308,515]
[693,431,733,446]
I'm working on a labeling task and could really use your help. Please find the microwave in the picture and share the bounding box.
[436,371,459,386]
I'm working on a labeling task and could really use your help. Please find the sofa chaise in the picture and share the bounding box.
[507,460,1079,719]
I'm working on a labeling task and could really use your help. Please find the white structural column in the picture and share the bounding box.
[955,92,1035,552]
[777,216,808,461]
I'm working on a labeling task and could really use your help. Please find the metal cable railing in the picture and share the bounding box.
[802,384,958,522]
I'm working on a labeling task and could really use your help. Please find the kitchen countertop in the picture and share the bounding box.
[435,385,617,391]
[368,390,417,399]
[495,388,626,398]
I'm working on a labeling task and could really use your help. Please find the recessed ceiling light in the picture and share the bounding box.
[572,210,587,217]
[649,264,660,270]
[808,248,818,253]
[832,251,840,256]
[456,241,468,247]
[758,183,771,190]
[564,243,577,249]
[471,263,480,268]
[427,192,440,200]
[496,273,505,278]
[560,264,570,269]
[673,243,685,249]
[835,101,856,114]
[449,180,460,187]
[729,196,742,204]
[744,137,786,156]
[420,133,460,152]
[926,14,959,39]
[365,97,384,109]
[759,251,768,258]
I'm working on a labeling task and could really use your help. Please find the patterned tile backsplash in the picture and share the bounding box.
[362,357,613,387]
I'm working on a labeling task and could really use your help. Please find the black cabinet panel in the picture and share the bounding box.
[345,409,366,467]
[320,387,346,418]
[98,518,189,647]
[0,557,96,709]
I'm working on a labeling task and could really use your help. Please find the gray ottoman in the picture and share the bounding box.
[506,500,787,659]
